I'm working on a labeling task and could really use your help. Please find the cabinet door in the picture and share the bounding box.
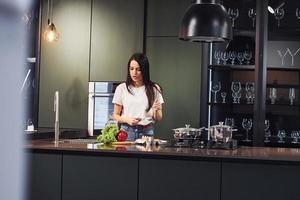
[39,0,91,129]
[146,37,201,138]
[139,159,220,200]
[90,0,144,81]
[222,162,300,200]
[147,0,190,36]
[26,153,62,200]
[62,155,138,200]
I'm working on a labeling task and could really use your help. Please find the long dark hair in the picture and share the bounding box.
[126,53,162,112]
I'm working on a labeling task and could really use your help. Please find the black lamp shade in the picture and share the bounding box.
[179,1,232,42]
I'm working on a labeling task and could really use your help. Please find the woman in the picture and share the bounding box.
[112,53,164,141]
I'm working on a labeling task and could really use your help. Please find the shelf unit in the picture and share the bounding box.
[200,0,300,147]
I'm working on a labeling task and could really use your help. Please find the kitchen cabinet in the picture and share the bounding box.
[89,0,144,81]
[222,162,300,200]
[62,155,138,200]
[201,0,300,147]
[39,0,91,128]
[26,153,62,200]
[138,159,220,200]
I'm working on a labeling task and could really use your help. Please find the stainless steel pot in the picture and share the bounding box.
[207,122,236,143]
[173,124,204,140]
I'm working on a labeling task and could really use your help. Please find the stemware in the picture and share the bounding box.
[225,118,235,128]
[269,88,277,104]
[289,88,296,105]
[264,120,271,143]
[210,81,221,103]
[248,8,256,28]
[221,52,229,65]
[237,52,244,65]
[214,50,221,65]
[242,118,252,142]
[291,131,300,144]
[231,81,241,103]
[274,8,285,28]
[244,51,252,65]
[277,130,286,143]
[296,8,300,20]
[228,8,239,28]
[245,82,255,104]
[221,92,227,103]
[229,51,236,65]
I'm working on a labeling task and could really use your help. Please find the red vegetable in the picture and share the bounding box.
[116,130,128,141]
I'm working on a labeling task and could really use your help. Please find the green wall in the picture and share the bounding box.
[38,0,202,137]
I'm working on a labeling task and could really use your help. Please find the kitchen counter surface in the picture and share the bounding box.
[26,139,300,163]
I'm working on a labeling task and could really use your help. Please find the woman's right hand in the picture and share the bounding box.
[125,117,140,126]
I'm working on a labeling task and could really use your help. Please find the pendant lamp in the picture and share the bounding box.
[43,0,59,42]
[179,0,232,42]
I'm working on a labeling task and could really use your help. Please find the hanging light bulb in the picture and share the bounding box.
[44,0,59,42]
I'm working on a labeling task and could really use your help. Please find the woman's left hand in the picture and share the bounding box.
[152,100,162,112]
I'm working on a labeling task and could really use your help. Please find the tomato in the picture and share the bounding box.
[116,130,128,141]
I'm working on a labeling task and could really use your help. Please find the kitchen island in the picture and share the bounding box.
[26,140,300,200]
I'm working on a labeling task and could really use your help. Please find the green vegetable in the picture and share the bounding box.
[96,124,119,144]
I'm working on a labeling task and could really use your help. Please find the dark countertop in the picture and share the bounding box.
[26,139,300,164]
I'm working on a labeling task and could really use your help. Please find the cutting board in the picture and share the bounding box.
[111,141,135,145]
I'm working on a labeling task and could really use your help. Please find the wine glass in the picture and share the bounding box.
[264,120,271,143]
[210,81,221,103]
[228,8,239,28]
[277,130,286,143]
[229,51,236,65]
[214,50,221,65]
[245,82,255,104]
[248,8,256,28]
[244,51,252,65]
[274,8,285,28]
[296,8,300,20]
[242,118,252,142]
[221,92,227,103]
[221,52,229,65]
[231,81,241,103]
[289,88,296,105]
[269,88,277,104]
[237,52,244,65]
[225,118,235,128]
[291,131,300,144]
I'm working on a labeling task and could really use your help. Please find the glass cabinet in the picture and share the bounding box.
[201,0,300,147]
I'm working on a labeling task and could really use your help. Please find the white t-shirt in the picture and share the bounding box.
[112,83,164,125]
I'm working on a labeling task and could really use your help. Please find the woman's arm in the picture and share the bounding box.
[152,100,163,121]
[112,104,140,125]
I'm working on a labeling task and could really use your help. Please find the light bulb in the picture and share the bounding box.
[44,22,59,42]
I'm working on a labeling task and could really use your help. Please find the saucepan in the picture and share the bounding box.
[206,122,237,143]
[173,124,204,140]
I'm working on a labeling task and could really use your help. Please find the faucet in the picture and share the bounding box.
[54,91,59,144]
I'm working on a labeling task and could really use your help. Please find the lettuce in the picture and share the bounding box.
[96,124,119,144]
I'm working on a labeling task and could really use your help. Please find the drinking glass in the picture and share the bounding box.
[214,50,221,65]
[242,118,252,142]
[269,88,277,104]
[231,81,241,103]
[248,8,256,28]
[264,120,271,143]
[228,8,239,28]
[289,88,295,105]
[221,92,227,103]
[225,118,235,128]
[237,52,244,65]
[245,82,255,104]
[210,81,221,103]
[244,51,252,65]
[221,52,229,65]
[274,8,285,28]
[229,51,236,65]
[296,8,300,20]
[277,130,286,143]
[291,131,300,144]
